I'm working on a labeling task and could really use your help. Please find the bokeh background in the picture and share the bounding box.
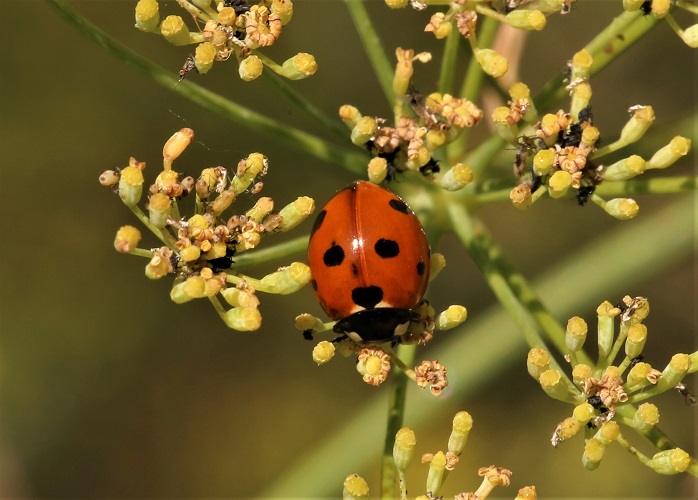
[1,0,696,498]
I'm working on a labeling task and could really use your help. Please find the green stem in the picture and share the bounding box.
[446,201,592,370]
[230,235,309,269]
[380,344,416,499]
[450,16,499,163]
[45,0,368,176]
[345,0,394,106]
[259,60,349,141]
[535,11,659,111]
[438,28,461,95]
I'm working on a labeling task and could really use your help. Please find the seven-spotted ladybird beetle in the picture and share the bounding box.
[307,181,431,345]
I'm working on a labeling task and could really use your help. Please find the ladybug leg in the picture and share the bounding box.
[331,333,348,344]
[302,330,314,341]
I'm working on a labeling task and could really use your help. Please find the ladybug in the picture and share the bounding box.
[307,181,431,344]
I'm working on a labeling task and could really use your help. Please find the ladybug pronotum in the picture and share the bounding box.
[307,181,431,344]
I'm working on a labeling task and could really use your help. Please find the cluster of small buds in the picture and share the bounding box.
[526,295,697,474]
[101,128,315,331]
[297,277,466,392]
[134,0,316,80]
[341,49,482,186]
[342,411,536,499]
[384,0,574,78]
[624,0,698,48]
[507,50,691,218]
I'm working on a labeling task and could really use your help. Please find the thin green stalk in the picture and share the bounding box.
[262,197,695,497]
[449,16,499,163]
[446,201,592,370]
[380,344,416,499]
[438,28,461,95]
[45,0,368,175]
[258,60,348,141]
[230,235,309,269]
[345,0,394,106]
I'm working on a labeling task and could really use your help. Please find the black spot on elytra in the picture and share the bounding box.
[323,244,344,267]
[352,286,383,310]
[389,198,409,214]
[374,238,399,258]
[311,209,326,236]
[416,261,426,276]
[311,279,318,291]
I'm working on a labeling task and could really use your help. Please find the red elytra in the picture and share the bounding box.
[307,181,431,344]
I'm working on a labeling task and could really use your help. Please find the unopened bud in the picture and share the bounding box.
[447,411,473,455]
[135,0,159,32]
[259,262,311,294]
[280,53,317,80]
[312,340,335,365]
[475,49,508,78]
[277,197,315,232]
[439,163,473,191]
[506,10,546,30]
[114,225,142,253]
[393,427,417,472]
[436,305,467,330]
[222,306,262,331]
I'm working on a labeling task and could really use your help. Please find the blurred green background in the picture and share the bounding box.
[1,0,696,498]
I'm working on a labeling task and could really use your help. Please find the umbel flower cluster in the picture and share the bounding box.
[100,128,315,330]
[341,48,482,187]
[297,279,467,395]
[385,0,576,79]
[502,49,691,218]
[387,0,698,65]
[344,411,537,499]
[527,295,697,474]
[134,0,317,80]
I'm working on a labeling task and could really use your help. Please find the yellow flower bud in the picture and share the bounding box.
[436,305,467,330]
[619,105,655,146]
[118,165,144,207]
[170,276,206,303]
[161,15,195,46]
[218,7,236,26]
[548,170,572,198]
[312,340,335,365]
[425,451,447,496]
[582,438,605,471]
[422,254,443,284]
[572,402,595,423]
[148,193,172,228]
[239,55,264,81]
[393,427,417,472]
[604,198,639,220]
[163,128,194,170]
[681,24,698,48]
[280,53,317,80]
[114,225,142,253]
[339,105,362,128]
[595,421,620,445]
[539,369,570,401]
[625,323,647,359]
[135,0,159,32]
[565,316,587,352]
[492,106,518,144]
[475,49,508,78]
[277,197,315,232]
[510,183,532,210]
[221,287,260,308]
[259,262,311,294]
[194,42,217,74]
[179,245,201,263]
[424,13,452,39]
[448,411,472,455]
[602,155,646,181]
[506,10,546,30]
[271,0,293,25]
[527,348,551,379]
[351,116,378,145]
[222,306,262,331]
[367,157,388,184]
[650,0,670,18]
[532,148,555,176]
[210,189,236,217]
[648,448,690,474]
[246,197,274,222]
[343,474,369,499]
[646,136,691,170]
[633,403,659,432]
[439,163,473,191]
[572,363,593,388]
[556,416,582,441]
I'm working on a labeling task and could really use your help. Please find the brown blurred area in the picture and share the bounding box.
[0,1,695,498]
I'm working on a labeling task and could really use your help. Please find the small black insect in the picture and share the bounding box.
[629,355,644,369]
[225,0,251,15]
[576,185,595,206]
